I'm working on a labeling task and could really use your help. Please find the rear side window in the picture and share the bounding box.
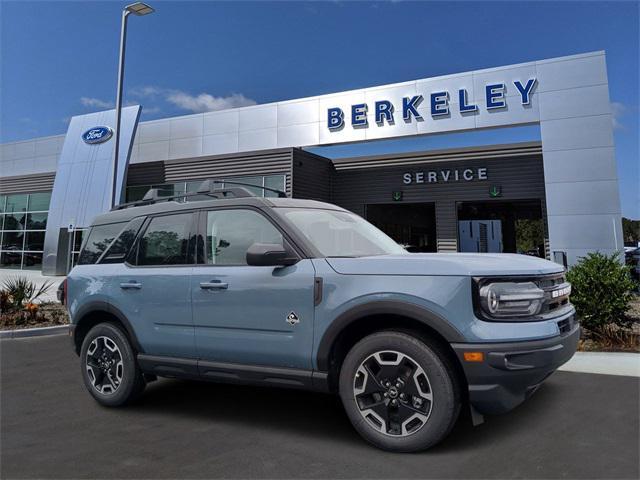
[77,222,126,265]
[99,217,145,264]
[136,213,194,266]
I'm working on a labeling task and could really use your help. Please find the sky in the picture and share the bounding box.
[1,0,638,218]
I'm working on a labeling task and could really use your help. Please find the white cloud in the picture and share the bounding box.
[129,85,256,113]
[165,91,256,113]
[80,97,114,109]
[129,85,163,98]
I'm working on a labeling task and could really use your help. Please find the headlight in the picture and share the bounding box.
[478,281,545,319]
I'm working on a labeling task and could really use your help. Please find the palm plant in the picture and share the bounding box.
[1,276,54,312]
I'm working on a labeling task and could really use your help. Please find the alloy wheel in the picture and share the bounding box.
[85,336,124,395]
[353,350,433,437]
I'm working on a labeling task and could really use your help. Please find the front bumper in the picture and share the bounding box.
[452,319,581,415]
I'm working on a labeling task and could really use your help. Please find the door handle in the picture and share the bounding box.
[200,281,229,290]
[120,282,142,290]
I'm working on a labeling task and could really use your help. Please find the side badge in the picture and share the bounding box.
[286,311,300,326]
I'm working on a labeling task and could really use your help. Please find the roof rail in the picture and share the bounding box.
[112,178,287,210]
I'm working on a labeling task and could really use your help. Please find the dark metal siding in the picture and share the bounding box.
[332,152,546,252]
[292,149,335,202]
[126,161,166,186]
[0,172,56,194]
[163,149,294,196]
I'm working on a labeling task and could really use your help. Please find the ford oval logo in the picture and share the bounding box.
[82,126,113,144]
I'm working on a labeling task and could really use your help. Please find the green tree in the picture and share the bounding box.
[622,217,640,244]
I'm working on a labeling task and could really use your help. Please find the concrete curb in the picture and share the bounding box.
[0,325,69,339]
[559,351,640,377]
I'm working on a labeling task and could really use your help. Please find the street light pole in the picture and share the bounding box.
[111,2,155,209]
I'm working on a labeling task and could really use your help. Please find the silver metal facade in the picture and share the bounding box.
[41,106,141,274]
[0,51,623,269]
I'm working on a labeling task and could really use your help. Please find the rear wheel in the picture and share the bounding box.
[80,322,146,407]
[339,331,460,452]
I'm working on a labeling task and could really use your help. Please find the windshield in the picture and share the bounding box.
[280,208,406,257]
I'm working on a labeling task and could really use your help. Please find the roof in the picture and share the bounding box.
[91,196,345,226]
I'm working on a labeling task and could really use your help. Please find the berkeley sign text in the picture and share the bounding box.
[328,79,537,130]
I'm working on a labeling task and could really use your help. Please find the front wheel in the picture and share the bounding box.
[80,322,146,407]
[339,331,461,452]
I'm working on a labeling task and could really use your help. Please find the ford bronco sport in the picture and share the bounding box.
[62,180,579,452]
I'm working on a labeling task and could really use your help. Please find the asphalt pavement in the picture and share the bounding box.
[1,335,638,479]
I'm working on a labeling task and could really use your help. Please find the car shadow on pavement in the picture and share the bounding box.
[130,374,562,452]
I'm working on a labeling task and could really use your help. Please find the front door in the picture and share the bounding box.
[191,208,315,369]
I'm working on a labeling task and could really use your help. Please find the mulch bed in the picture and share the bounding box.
[0,302,69,331]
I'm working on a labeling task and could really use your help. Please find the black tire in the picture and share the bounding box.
[80,322,146,407]
[339,331,461,452]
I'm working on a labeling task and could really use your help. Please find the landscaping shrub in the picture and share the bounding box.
[1,276,53,312]
[0,276,65,329]
[566,251,637,333]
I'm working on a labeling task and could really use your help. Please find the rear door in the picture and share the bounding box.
[191,207,316,369]
[109,211,197,358]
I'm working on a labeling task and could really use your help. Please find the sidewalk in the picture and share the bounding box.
[0,269,64,303]
[559,351,640,377]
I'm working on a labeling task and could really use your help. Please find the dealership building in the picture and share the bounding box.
[0,51,624,275]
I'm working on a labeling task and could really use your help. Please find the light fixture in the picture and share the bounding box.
[125,2,154,16]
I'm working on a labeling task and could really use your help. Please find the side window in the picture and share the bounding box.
[206,209,283,265]
[99,217,145,264]
[137,213,193,266]
[77,222,126,265]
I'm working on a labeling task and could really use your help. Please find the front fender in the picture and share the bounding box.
[315,298,466,372]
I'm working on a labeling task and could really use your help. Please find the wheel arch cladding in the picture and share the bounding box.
[317,301,467,391]
[73,301,143,355]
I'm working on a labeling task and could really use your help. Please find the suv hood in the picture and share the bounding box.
[325,253,564,277]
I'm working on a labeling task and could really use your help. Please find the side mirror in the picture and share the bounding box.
[246,243,298,267]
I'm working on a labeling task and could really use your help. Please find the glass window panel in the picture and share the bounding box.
[73,229,87,252]
[225,176,263,196]
[78,222,126,265]
[186,181,201,192]
[137,213,193,266]
[100,217,145,264]
[126,186,150,203]
[1,231,25,250]
[0,251,22,269]
[22,252,42,270]
[25,231,45,251]
[0,195,6,213]
[5,194,28,213]
[27,192,51,211]
[264,175,286,197]
[2,212,25,230]
[26,212,48,230]
[206,209,283,265]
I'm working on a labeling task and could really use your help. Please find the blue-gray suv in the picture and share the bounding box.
[63,181,579,452]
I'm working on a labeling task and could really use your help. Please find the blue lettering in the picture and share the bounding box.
[351,103,368,127]
[327,107,344,130]
[430,91,449,117]
[375,100,394,125]
[402,95,423,121]
[458,89,478,112]
[514,78,537,105]
[486,83,506,109]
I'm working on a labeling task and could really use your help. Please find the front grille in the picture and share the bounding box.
[534,274,572,317]
[557,315,575,335]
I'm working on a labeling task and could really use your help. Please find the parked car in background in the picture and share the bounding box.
[625,246,640,281]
